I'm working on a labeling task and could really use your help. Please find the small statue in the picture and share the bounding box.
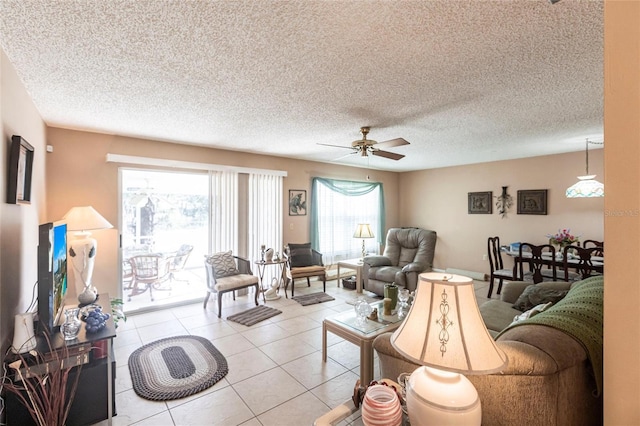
[368,308,378,321]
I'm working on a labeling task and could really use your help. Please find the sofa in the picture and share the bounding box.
[362,227,437,296]
[373,276,603,426]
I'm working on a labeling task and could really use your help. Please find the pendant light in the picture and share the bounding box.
[566,139,604,198]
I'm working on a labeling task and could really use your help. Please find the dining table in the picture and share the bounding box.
[503,248,604,280]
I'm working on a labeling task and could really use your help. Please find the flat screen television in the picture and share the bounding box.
[37,221,68,333]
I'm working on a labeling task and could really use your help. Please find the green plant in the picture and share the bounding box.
[110,298,126,328]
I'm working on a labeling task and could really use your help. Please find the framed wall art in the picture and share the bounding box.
[7,135,34,204]
[468,191,492,214]
[289,189,307,216]
[517,189,548,215]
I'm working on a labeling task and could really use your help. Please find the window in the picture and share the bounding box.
[311,178,384,264]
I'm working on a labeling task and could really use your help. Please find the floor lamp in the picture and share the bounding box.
[63,206,113,304]
[391,273,508,425]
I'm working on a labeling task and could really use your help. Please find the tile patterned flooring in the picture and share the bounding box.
[100,278,494,426]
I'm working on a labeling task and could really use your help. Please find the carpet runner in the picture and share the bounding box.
[292,292,335,306]
[128,335,228,401]
[227,305,282,326]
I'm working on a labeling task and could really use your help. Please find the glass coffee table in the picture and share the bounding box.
[322,301,404,386]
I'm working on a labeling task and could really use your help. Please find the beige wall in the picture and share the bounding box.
[603,1,639,423]
[44,127,401,299]
[0,48,47,351]
[399,150,604,276]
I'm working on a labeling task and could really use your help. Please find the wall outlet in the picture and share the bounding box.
[482,254,488,261]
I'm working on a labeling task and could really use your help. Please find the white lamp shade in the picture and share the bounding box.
[353,223,374,239]
[566,175,605,198]
[391,273,507,374]
[63,206,113,232]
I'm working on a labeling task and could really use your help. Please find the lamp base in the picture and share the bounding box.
[405,366,481,426]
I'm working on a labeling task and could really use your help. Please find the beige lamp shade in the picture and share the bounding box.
[63,206,113,232]
[391,272,507,374]
[353,223,374,239]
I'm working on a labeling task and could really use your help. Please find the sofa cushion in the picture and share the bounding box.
[206,250,239,278]
[512,285,569,312]
[288,243,313,267]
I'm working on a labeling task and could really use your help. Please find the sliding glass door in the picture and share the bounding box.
[119,167,284,313]
[120,169,209,312]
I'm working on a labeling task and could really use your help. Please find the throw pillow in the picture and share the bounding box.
[512,285,569,312]
[511,302,553,325]
[206,250,239,279]
[288,243,314,267]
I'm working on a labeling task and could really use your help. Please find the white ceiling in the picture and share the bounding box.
[0,0,603,172]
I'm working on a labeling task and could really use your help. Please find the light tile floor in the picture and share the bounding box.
[101,278,495,426]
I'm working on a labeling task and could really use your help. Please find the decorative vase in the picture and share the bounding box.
[61,307,82,340]
[265,248,274,262]
[361,384,402,426]
[78,285,98,305]
[384,283,398,310]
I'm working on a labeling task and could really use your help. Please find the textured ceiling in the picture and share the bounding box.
[0,0,603,172]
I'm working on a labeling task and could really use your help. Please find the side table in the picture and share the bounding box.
[254,259,287,301]
[322,301,403,385]
[336,258,365,293]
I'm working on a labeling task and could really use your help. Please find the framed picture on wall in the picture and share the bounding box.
[7,135,34,204]
[517,189,548,215]
[289,189,307,216]
[468,191,493,214]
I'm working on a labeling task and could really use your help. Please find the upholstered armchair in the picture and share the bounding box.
[363,227,437,296]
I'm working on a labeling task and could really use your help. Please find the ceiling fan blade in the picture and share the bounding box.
[317,143,355,150]
[376,137,410,148]
[333,151,359,161]
[372,149,405,160]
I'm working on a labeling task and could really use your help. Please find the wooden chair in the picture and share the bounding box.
[204,252,259,318]
[487,236,515,297]
[284,243,326,297]
[519,243,559,284]
[562,245,603,281]
[127,254,172,301]
[583,239,604,257]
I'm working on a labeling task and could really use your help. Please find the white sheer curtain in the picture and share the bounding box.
[248,173,283,284]
[313,182,381,265]
[210,171,238,254]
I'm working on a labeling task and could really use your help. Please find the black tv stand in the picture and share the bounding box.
[4,294,117,426]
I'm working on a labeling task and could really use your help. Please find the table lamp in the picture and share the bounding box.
[63,206,113,304]
[353,223,374,261]
[390,273,508,426]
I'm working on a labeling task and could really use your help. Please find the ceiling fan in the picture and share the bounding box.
[319,127,410,161]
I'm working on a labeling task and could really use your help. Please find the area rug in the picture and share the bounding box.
[292,292,335,306]
[227,305,282,326]
[128,335,228,401]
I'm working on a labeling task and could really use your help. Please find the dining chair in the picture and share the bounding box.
[583,239,604,257]
[487,236,515,297]
[519,243,558,284]
[562,245,603,281]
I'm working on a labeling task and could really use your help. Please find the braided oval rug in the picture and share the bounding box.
[128,335,228,401]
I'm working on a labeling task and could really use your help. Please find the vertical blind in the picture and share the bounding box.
[248,173,284,284]
[310,177,384,265]
[210,171,239,254]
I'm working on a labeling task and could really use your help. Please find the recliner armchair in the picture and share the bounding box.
[363,227,437,296]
